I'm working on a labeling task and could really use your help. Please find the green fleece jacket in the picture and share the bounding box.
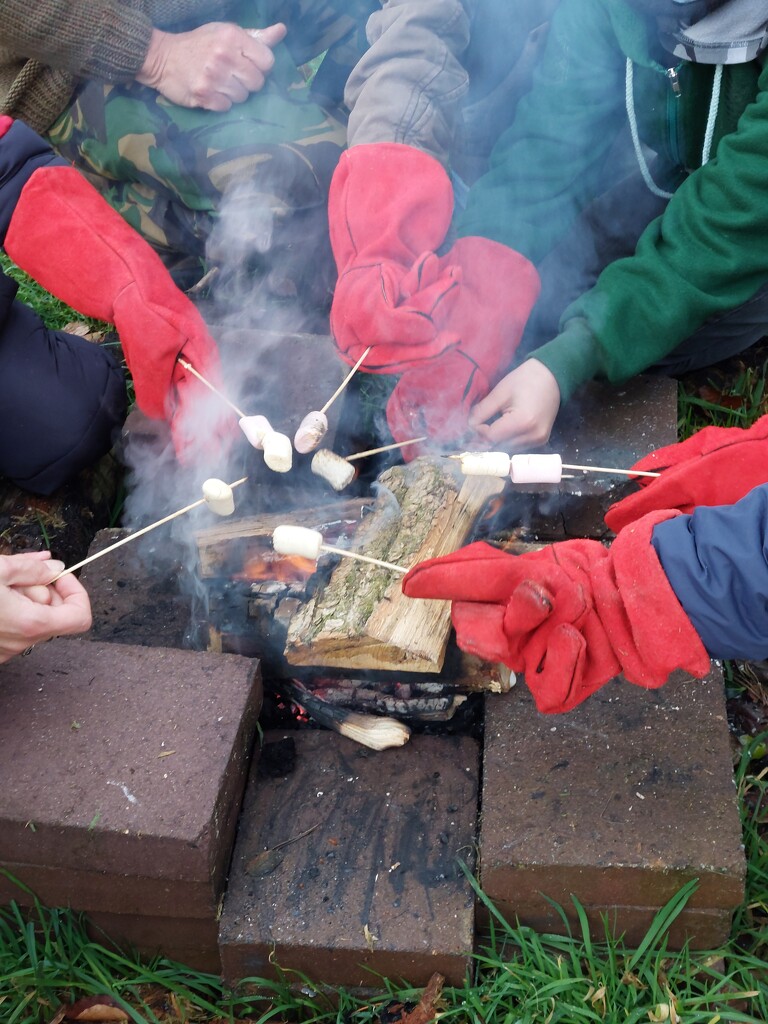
[456,0,766,402]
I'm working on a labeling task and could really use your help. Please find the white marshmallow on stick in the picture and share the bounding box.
[453,451,512,477]
[272,525,406,574]
[510,453,564,484]
[51,477,248,581]
[238,414,272,449]
[294,410,329,454]
[452,450,661,483]
[177,358,293,470]
[202,478,236,516]
[261,429,293,473]
[311,449,356,491]
[292,346,372,454]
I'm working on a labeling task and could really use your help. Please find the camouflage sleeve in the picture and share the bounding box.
[344,0,476,166]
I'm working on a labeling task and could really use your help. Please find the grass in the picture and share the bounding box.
[2,255,767,1022]
[0,731,764,1023]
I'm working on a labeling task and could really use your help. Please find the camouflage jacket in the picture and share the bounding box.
[0,0,234,133]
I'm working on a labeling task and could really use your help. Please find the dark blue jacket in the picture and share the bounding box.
[0,117,125,495]
[652,482,768,660]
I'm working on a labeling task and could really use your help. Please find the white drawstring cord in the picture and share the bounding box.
[625,58,723,195]
[701,62,723,165]
[625,59,674,199]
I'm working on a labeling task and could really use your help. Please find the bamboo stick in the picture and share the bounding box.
[52,477,248,581]
[177,358,247,418]
[345,436,427,462]
[319,544,407,575]
[320,346,371,414]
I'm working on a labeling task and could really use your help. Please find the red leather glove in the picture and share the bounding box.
[402,511,710,713]
[3,163,233,462]
[605,414,768,534]
[329,142,461,372]
[385,235,540,451]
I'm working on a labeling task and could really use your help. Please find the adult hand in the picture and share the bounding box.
[0,552,92,663]
[136,22,287,110]
[469,358,561,449]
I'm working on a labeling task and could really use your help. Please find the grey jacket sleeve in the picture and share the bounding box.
[344,0,476,166]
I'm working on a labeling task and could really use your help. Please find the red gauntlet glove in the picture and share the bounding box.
[402,511,710,714]
[329,143,539,379]
[605,415,768,534]
[329,143,458,372]
[4,163,232,462]
[385,235,539,450]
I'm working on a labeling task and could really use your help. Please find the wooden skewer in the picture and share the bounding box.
[51,477,248,581]
[446,453,660,479]
[177,358,247,419]
[320,347,371,415]
[562,463,660,479]
[345,436,427,462]
[320,544,407,575]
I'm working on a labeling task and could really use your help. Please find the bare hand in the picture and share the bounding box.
[0,551,92,663]
[136,22,288,111]
[469,358,561,449]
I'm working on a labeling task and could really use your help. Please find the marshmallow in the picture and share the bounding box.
[202,478,235,516]
[262,430,293,473]
[311,449,356,491]
[294,410,328,454]
[457,451,512,477]
[238,414,272,449]
[509,453,563,484]
[273,525,323,561]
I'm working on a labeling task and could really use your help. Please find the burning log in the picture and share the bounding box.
[284,457,504,673]
[277,678,410,751]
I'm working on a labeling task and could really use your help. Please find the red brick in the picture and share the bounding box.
[0,639,261,918]
[219,731,479,988]
[478,667,745,948]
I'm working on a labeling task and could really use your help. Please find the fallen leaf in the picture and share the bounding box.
[246,848,285,876]
[64,995,129,1021]
[364,922,379,951]
[696,384,743,410]
[378,973,444,1024]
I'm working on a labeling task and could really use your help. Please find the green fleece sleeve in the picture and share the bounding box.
[455,0,628,265]
[534,60,768,403]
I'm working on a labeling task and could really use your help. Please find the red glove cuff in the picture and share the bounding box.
[595,509,711,686]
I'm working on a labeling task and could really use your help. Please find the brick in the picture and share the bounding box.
[479,667,745,949]
[80,528,191,648]
[477,903,733,951]
[219,731,479,988]
[87,911,221,973]
[0,639,261,918]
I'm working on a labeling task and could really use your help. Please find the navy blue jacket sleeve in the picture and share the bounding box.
[651,483,768,660]
[0,120,65,245]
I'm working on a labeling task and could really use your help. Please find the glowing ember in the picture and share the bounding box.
[235,549,316,582]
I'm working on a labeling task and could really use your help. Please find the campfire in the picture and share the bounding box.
[192,457,514,748]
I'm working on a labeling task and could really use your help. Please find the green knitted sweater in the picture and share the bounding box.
[0,0,234,133]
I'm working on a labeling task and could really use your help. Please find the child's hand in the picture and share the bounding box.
[469,358,561,449]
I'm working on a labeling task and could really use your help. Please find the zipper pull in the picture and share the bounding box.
[666,66,681,97]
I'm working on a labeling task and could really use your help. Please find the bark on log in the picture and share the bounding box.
[284,457,504,672]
